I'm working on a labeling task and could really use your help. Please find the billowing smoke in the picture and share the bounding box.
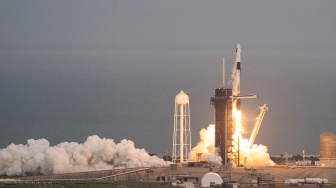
[0,135,168,176]
[234,133,274,168]
[188,124,222,165]
[241,142,275,168]
[231,101,274,168]
[189,123,274,167]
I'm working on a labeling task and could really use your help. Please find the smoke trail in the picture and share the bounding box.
[229,63,240,96]
[0,135,168,176]
[232,71,240,96]
[229,61,240,97]
[188,124,222,165]
[230,59,237,84]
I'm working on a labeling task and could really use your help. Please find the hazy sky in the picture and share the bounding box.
[1,1,336,155]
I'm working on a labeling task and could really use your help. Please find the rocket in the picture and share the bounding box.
[231,43,257,110]
[232,43,241,110]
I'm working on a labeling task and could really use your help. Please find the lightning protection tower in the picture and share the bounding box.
[210,58,233,165]
[172,91,191,163]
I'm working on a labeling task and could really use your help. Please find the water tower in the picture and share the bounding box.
[172,91,191,163]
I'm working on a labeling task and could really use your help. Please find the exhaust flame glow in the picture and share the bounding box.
[232,101,274,167]
[189,105,274,168]
[232,107,241,153]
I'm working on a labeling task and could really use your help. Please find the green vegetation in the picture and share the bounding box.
[270,155,319,165]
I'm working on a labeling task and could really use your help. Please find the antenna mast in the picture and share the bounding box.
[222,57,225,88]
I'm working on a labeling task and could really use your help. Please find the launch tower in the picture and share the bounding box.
[172,91,191,163]
[211,87,233,165]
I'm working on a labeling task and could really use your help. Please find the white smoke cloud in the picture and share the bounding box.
[0,135,168,176]
[189,124,222,165]
[241,143,275,168]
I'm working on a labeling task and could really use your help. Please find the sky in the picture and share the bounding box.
[0,1,336,156]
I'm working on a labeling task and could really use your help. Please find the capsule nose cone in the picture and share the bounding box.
[236,43,241,52]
